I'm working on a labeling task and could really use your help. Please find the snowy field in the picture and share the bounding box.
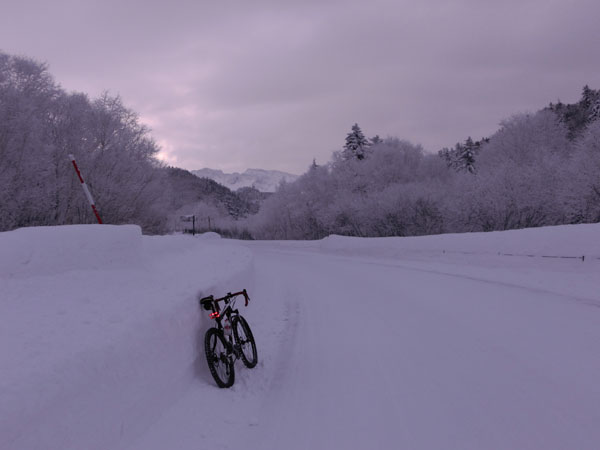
[1,224,599,449]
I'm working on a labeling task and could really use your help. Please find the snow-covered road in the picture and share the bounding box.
[125,242,600,450]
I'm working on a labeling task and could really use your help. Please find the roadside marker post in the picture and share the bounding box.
[180,215,196,235]
[68,154,103,224]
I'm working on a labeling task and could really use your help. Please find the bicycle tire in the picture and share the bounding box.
[204,327,235,388]
[232,315,258,369]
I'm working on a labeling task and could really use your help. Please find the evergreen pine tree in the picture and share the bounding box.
[370,135,383,145]
[461,137,477,173]
[582,85,594,108]
[343,123,370,160]
[546,86,600,138]
[439,136,483,173]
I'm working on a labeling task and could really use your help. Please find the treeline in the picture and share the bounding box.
[0,52,260,235]
[247,87,600,239]
[3,50,599,239]
[0,52,170,233]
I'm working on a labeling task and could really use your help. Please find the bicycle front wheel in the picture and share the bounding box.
[232,315,258,368]
[204,328,235,388]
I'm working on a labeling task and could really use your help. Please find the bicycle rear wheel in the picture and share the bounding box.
[232,315,258,368]
[204,327,235,388]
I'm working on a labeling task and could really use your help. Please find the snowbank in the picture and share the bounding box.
[0,224,142,278]
[197,231,222,240]
[320,223,600,259]
[0,225,254,450]
[3,223,599,450]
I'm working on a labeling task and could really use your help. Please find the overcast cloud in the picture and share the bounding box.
[2,0,599,174]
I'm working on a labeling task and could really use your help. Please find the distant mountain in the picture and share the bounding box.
[191,168,299,193]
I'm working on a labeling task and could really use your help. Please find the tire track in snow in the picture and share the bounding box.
[247,246,600,450]
[260,247,600,308]
[248,250,414,450]
[124,242,600,450]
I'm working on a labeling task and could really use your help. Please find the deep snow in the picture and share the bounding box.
[1,225,253,450]
[1,223,599,449]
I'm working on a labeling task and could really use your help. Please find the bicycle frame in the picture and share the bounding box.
[200,290,250,357]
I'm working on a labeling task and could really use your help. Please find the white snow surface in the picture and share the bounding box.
[1,223,600,450]
[320,223,600,259]
[1,225,253,450]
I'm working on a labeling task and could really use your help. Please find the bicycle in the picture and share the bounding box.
[199,289,258,388]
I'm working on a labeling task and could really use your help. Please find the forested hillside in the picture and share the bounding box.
[248,88,600,239]
[164,167,263,234]
[0,52,250,234]
[2,50,599,239]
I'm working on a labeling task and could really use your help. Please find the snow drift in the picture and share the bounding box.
[0,224,142,278]
[0,225,254,450]
[320,223,600,259]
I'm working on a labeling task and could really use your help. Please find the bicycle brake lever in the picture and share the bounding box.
[243,289,250,306]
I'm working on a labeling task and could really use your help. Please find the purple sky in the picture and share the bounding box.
[2,0,599,174]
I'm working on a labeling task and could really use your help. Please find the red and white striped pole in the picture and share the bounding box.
[68,154,103,224]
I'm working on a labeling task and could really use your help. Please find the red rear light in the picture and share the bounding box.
[210,312,220,319]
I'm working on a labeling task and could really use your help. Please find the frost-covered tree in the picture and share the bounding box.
[0,51,169,233]
[549,85,600,139]
[370,135,383,145]
[0,52,60,230]
[250,137,444,238]
[342,123,370,160]
[251,158,355,240]
[461,137,477,173]
[581,85,595,108]
[439,136,486,174]
[448,110,572,232]
[562,121,600,223]
[244,87,596,240]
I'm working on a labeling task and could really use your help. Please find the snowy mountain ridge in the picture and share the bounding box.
[191,168,299,192]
